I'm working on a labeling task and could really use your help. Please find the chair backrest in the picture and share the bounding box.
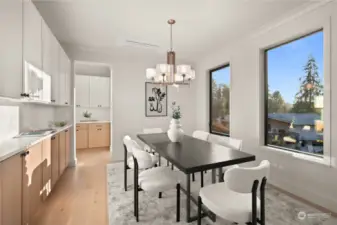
[143,128,163,134]
[123,135,140,153]
[192,130,210,141]
[208,134,242,150]
[224,160,270,193]
[132,146,153,169]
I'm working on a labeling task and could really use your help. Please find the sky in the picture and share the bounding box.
[212,31,324,104]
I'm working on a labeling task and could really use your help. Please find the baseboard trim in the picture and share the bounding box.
[69,158,77,167]
[269,184,337,217]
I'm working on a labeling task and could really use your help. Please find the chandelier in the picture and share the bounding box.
[146,19,195,85]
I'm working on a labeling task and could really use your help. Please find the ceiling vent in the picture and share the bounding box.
[116,37,160,49]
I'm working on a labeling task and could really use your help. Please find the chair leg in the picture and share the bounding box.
[200,171,204,187]
[176,183,180,222]
[192,173,195,182]
[124,147,128,191]
[260,177,267,225]
[158,192,162,199]
[158,155,161,166]
[197,196,202,225]
[171,164,174,170]
[167,160,169,167]
[251,180,259,225]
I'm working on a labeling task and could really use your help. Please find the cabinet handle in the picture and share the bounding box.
[20,152,27,157]
[51,136,56,140]
[51,99,56,103]
[76,129,79,131]
[65,129,68,132]
[26,151,30,155]
[65,102,68,105]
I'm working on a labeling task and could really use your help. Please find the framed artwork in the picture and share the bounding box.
[145,82,167,117]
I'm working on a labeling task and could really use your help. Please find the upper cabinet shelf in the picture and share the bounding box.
[0,0,72,106]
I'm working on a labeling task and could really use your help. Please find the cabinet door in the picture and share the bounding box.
[23,0,42,69]
[58,48,67,105]
[42,138,52,200]
[65,129,71,166]
[76,75,90,107]
[65,57,72,105]
[0,154,22,225]
[88,123,110,148]
[90,76,110,107]
[76,129,88,149]
[59,131,66,175]
[51,134,59,188]
[0,0,23,99]
[22,142,43,225]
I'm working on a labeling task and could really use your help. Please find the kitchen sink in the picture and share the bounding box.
[15,128,57,138]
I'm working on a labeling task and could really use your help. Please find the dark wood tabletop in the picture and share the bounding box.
[137,133,256,173]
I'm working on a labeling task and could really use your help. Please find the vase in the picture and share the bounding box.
[167,119,184,142]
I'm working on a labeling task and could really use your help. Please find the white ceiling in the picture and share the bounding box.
[34,0,319,61]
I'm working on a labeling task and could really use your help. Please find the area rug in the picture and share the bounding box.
[107,162,336,225]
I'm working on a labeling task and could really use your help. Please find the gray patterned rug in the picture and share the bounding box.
[107,162,336,225]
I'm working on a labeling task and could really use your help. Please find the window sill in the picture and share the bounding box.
[262,146,331,167]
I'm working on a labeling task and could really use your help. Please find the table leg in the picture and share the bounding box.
[186,173,191,222]
[218,167,223,182]
[211,169,216,184]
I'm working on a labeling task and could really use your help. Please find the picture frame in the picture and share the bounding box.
[145,82,168,117]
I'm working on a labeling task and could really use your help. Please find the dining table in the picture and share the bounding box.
[137,132,256,223]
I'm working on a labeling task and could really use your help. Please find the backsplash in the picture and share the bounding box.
[0,101,72,142]
[76,107,110,122]
[0,105,19,143]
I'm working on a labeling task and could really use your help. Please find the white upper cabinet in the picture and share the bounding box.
[65,58,72,105]
[90,76,110,108]
[58,48,71,105]
[23,1,42,70]
[0,0,23,99]
[76,75,90,107]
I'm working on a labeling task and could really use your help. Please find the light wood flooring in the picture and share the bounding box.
[34,148,111,225]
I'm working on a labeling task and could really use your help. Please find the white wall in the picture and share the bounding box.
[64,46,197,162]
[195,1,337,212]
[75,107,110,122]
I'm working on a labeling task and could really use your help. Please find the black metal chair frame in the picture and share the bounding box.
[197,177,267,225]
[132,155,181,222]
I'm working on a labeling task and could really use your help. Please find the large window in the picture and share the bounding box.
[265,30,324,156]
[210,64,230,136]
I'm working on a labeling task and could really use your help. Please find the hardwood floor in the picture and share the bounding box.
[34,148,111,225]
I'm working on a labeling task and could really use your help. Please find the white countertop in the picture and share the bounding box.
[76,120,111,124]
[0,124,73,162]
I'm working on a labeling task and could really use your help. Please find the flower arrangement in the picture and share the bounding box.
[171,101,181,120]
[83,111,92,118]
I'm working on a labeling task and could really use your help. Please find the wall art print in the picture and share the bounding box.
[145,82,167,117]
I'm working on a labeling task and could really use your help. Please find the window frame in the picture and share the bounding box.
[263,29,327,158]
[209,63,231,137]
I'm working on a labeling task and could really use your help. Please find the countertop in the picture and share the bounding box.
[0,124,73,163]
[76,120,111,124]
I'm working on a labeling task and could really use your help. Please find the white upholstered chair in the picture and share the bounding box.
[208,134,243,181]
[192,130,210,183]
[192,130,210,141]
[198,160,270,225]
[123,135,158,191]
[132,145,181,222]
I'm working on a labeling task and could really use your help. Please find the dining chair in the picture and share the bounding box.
[132,146,181,222]
[197,160,270,225]
[192,130,210,183]
[208,134,243,181]
[143,128,168,166]
[123,135,158,191]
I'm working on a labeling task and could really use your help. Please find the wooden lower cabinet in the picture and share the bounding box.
[51,134,59,188]
[65,129,70,166]
[0,127,72,225]
[88,123,110,148]
[0,153,23,225]
[42,138,52,200]
[76,129,88,149]
[59,131,67,175]
[22,142,43,225]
